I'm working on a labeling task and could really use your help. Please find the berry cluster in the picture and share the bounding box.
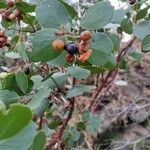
[0,31,10,48]
[52,31,92,63]
[0,0,22,22]
[129,0,136,5]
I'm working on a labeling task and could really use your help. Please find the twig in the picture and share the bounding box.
[38,116,43,130]
[90,36,136,112]
[45,99,75,149]
[45,78,76,149]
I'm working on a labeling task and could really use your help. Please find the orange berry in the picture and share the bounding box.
[80,31,92,42]
[52,39,65,50]
[65,54,75,63]
[78,49,92,62]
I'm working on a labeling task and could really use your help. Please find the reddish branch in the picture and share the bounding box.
[38,116,44,130]
[45,99,75,150]
[90,36,136,112]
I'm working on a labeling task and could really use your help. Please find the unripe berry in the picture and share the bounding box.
[65,43,78,55]
[78,41,87,54]
[65,54,75,63]
[80,31,92,42]
[1,12,9,20]
[0,37,7,43]
[52,39,65,50]
[14,10,22,19]
[7,0,15,7]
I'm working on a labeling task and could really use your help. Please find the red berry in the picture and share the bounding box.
[80,31,92,42]
[7,0,15,7]
[0,37,7,43]
[65,54,75,63]
[14,10,22,19]
[1,12,9,20]
[0,32,5,37]
[52,39,65,50]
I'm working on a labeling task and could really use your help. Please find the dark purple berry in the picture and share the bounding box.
[65,43,78,55]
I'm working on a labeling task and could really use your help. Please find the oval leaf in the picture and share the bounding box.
[80,1,114,30]
[15,71,28,94]
[32,131,46,150]
[27,29,61,62]
[36,0,71,29]
[0,122,36,150]
[66,84,95,98]
[67,66,91,80]
[134,20,150,39]
[0,104,32,139]
[142,35,150,52]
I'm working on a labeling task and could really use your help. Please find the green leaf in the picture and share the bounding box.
[121,19,133,34]
[43,72,68,89]
[17,43,28,61]
[0,1,6,9]
[66,84,95,98]
[83,65,105,74]
[34,98,49,117]
[80,1,114,30]
[0,104,32,139]
[112,8,126,24]
[15,71,28,94]
[16,2,36,13]
[104,53,116,69]
[129,51,142,63]
[0,122,36,150]
[107,33,120,51]
[0,90,19,106]
[71,128,80,142]
[142,35,150,52]
[134,20,150,39]
[1,20,14,29]
[91,33,113,54]
[82,110,90,122]
[27,87,49,111]
[135,7,148,21]
[2,73,33,96]
[59,0,77,19]
[88,115,101,130]
[32,131,46,150]
[76,122,85,130]
[36,0,71,29]
[27,29,61,62]
[88,32,114,66]
[31,75,43,90]
[85,125,95,134]
[47,52,67,67]
[0,100,6,112]
[67,66,91,80]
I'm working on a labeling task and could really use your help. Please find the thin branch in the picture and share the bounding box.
[45,99,75,149]
[90,36,136,112]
